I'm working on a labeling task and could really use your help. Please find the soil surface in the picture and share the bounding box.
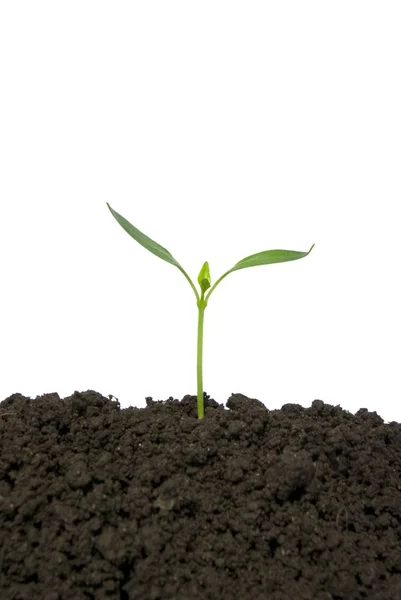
[0,390,400,600]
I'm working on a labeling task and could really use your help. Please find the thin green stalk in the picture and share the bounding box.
[196,296,206,419]
[178,265,200,303]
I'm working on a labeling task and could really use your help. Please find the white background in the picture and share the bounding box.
[1,2,400,423]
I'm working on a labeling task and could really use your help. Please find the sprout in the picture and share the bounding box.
[107,202,314,419]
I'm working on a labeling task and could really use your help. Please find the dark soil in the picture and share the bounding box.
[0,391,400,600]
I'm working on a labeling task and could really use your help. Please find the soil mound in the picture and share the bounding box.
[0,390,400,599]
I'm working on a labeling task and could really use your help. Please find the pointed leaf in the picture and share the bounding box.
[106,203,182,268]
[198,261,211,293]
[229,243,314,274]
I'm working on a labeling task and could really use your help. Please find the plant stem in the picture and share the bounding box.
[196,298,206,419]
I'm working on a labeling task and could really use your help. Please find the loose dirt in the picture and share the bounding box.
[0,390,400,599]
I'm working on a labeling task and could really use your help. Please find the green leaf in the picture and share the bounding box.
[106,203,182,268]
[204,243,314,301]
[198,261,211,293]
[106,203,201,302]
[229,243,315,273]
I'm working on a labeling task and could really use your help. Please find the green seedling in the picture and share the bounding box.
[106,202,314,419]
